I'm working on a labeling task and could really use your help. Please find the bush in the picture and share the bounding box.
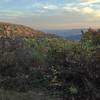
[0,29,100,99]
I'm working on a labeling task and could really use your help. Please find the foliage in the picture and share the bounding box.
[0,28,100,100]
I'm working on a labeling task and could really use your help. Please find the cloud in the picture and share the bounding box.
[63,4,100,20]
[0,0,100,29]
[81,7,100,18]
[0,10,24,18]
[81,0,100,4]
[42,5,58,10]
[63,4,80,12]
[82,7,94,14]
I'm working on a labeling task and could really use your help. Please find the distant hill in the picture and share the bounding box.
[0,22,45,38]
[42,29,84,40]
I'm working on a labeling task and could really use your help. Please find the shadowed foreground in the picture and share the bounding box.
[0,24,100,100]
[0,89,61,100]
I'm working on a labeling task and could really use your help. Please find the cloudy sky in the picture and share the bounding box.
[0,0,100,29]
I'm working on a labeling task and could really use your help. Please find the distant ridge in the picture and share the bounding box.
[42,29,82,40]
[0,22,45,38]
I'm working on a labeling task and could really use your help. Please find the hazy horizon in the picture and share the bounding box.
[0,0,100,30]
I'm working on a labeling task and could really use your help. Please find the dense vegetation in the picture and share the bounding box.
[0,27,100,100]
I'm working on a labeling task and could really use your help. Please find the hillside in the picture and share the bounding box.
[0,24,99,100]
[0,22,45,38]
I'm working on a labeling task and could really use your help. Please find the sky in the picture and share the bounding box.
[0,0,100,29]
